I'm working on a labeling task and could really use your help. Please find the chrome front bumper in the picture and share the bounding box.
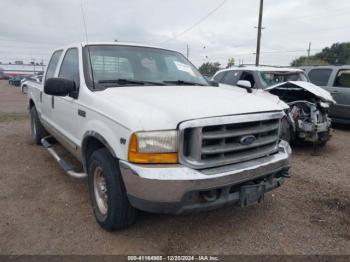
[119,140,292,214]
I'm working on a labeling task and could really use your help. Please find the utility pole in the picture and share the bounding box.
[186,44,189,59]
[307,42,312,65]
[255,0,264,66]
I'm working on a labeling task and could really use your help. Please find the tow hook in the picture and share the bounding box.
[280,168,291,178]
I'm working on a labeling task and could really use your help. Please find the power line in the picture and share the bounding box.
[159,0,228,44]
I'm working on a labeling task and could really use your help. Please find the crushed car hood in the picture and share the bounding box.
[265,81,335,104]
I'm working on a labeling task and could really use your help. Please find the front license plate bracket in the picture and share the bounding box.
[239,184,265,207]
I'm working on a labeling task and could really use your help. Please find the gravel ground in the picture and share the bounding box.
[0,80,349,255]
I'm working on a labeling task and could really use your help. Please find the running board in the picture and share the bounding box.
[41,136,87,179]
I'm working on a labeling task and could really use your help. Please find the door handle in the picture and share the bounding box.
[330,91,339,94]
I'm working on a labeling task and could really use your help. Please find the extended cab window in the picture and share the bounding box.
[308,69,332,86]
[45,50,63,81]
[334,70,350,88]
[59,48,80,88]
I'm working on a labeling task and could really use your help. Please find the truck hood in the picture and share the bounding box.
[95,85,285,131]
[265,81,335,104]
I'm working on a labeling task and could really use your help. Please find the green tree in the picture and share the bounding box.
[291,42,350,66]
[291,56,328,67]
[315,42,350,64]
[198,62,221,77]
[226,57,235,68]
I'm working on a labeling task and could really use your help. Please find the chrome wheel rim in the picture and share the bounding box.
[93,166,108,215]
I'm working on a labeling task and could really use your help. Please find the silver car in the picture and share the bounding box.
[301,65,350,124]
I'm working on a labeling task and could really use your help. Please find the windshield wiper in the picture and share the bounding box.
[163,80,206,86]
[98,79,166,86]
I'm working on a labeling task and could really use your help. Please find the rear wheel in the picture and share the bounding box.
[88,148,136,231]
[30,106,47,145]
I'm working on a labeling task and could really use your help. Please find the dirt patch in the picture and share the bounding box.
[0,113,29,122]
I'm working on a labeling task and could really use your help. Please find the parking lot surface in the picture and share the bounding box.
[0,80,349,255]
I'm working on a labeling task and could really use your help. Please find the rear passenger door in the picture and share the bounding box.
[331,69,350,120]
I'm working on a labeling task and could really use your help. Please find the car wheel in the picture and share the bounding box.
[88,148,136,231]
[30,106,47,145]
[318,131,330,147]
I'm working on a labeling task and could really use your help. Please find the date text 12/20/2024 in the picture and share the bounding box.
[127,255,219,261]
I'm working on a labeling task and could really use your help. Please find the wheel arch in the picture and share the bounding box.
[29,98,35,109]
[81,131,118,172]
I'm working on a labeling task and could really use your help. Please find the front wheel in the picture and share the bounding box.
[318,130,330,147]
[88,148,136,231]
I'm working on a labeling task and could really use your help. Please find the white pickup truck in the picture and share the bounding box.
[27,42,291,231]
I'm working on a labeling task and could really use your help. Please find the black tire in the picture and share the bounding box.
[318,130,330,147]
[88,148,136,231]
[30,106,47,145]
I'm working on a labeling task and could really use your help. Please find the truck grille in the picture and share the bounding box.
[179,113,282,169]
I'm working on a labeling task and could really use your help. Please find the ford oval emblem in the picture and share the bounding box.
[240,135,256,145]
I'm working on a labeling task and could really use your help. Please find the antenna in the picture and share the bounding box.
[80,0,95,89]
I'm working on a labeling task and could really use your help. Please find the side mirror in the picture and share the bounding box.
[237,80,253,93]
[208,80,219,87]
[44,78,76,96]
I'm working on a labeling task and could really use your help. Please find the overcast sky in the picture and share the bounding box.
[0,0,349,67]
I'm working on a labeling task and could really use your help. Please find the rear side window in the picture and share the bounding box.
[308,69,332,86]
[59,48,80,88]
[45,50,63,81]
[213,71,227,82]
[334,70,350,88]
[221,71,241,85]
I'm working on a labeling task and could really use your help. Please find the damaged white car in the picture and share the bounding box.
[266,81,335,145]
[212,66,335,145]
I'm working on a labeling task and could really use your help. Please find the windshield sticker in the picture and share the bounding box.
[174,61,195,76]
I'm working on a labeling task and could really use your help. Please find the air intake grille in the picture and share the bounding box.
[180,114,281,169]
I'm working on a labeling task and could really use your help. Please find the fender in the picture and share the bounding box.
[81,131,118,172]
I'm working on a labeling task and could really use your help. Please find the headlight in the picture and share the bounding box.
[128,130,178,164]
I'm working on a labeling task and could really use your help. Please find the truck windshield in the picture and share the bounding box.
[258,71,308,89]
[84,45,208,88]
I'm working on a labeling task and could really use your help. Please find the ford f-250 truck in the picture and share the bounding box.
[27,42,291,231]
